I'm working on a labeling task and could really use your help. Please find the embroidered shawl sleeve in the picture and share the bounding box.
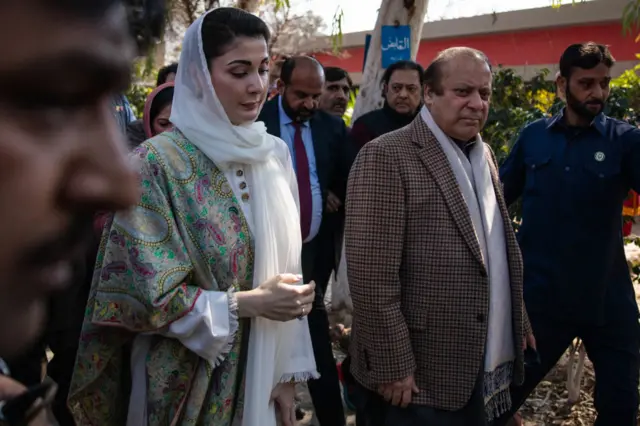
[91,143,203,331]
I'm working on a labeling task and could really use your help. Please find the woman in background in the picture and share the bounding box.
[127,82,175,148]
[68,8,318,426]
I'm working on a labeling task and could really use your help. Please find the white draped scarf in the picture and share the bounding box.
[421,106,514,420]
[170,11,318,426]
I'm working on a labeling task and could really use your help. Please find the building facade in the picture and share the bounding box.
[312,0,636,85]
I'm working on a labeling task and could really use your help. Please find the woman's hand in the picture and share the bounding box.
[237,274,315,321]
[270,382,296,426]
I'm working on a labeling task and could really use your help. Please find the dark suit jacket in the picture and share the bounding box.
[258,96,353,202]
[258,97,354,282]
[345,115,532,411]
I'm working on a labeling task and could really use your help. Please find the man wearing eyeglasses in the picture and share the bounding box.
[350,60,424,151]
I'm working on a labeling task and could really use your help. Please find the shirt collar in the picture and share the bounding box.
[547,108,607,136]
[278,95,309,127]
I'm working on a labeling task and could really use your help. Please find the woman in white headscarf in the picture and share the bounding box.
[68,8,318,426]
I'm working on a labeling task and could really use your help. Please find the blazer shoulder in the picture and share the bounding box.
[359,125,411,158]
[370,123,413,147]
[352,108,384,126]
[316,109,347,129]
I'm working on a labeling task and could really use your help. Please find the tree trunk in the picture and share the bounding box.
[351,0,429,122]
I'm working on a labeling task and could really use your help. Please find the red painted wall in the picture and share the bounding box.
[314,22,636,72]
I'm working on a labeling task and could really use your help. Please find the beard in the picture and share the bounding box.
[565,85,605,121]
[282,91,315,123]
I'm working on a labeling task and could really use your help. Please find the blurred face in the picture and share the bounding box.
[0,1,139,356]
[164,72,176,83]
[558,63,611,124]
[278,64,324,122]
[319,77,351,117]
[425,56,492,141]
[152,104,173,136]
[384,69,422,115]
[209,36,269,126]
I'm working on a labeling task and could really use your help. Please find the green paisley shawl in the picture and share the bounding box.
[68,130,254,426]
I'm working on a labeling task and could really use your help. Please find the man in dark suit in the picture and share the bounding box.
[258,56,352,426]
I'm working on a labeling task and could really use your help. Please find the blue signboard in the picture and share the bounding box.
[381,25,411,68]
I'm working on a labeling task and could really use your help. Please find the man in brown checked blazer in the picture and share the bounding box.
[344,47,535,426]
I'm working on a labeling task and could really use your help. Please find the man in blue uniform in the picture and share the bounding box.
[498,42,640,426]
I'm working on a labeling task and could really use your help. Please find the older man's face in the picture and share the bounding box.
[425,56,492,141]
[385,69,422,115]
[0,0,139,357]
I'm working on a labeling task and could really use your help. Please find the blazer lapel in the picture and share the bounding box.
[411,118,485,267]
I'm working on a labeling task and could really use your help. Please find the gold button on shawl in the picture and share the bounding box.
[239,182,247,190]
[241,193,250,202]
[236,170,244,177]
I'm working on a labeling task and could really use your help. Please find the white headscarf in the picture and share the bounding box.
[170,10,317,426]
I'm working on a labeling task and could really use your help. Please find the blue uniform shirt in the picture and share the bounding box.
[500,110,640,325]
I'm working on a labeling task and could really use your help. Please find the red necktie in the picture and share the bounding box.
[293,123,312,241]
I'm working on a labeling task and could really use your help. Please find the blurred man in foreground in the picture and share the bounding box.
[0,0,160,423]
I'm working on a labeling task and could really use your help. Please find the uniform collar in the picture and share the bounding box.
[547,108,607,136]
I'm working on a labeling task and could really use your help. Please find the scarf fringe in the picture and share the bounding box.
[483,361,513,421]
[211,288,240,368]
[278,370,321,384]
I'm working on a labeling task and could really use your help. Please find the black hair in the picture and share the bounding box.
[324,67,353,88]
[156,63,178,86]
[149,86,174,124]
[559,42,615,79]
[201,8,271,70]
[424,47,491,95]
[381,60,425,88]
[49,0,165,53]
[279,56,323,85]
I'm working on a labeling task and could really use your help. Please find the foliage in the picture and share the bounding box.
[342,88,358,127]
[166,0,290,26]
[259,1,326,55]
[125,58,156,119]
[622,0,640,36]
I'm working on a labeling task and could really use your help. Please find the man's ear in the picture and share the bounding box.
[423,85,435,107]
[277,78,285,96]
[556,73,567,102]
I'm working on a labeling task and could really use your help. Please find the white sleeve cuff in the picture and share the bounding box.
[163,287,239,367]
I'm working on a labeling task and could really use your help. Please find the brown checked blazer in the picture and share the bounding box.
[345,115,532,411]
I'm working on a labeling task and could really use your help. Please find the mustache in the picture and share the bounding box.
[21,214,95,268]
[332,100,347,107]
[297,108,315,116]
[585,100,604,107]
